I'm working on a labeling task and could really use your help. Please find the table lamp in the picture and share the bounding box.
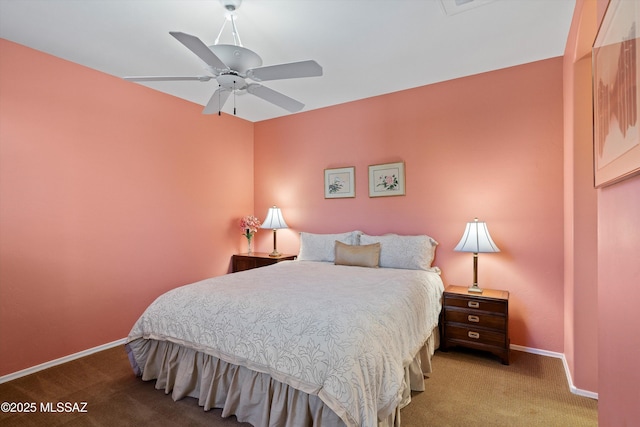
[454,217,500,294]
[261,206,288,257]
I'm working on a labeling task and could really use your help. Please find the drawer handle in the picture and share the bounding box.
[468,331,480,339]
[468,315,480,323]
[468,301,480,308]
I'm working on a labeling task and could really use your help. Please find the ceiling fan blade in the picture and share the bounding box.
[247,60,322,82]
[124,76,213,82]
[202,88,232,115]
[247,84,304,112]
[169,31,228,70]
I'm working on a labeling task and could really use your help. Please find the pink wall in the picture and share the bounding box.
[0,39,254,376]
[591,0,640,424]
[254,58,566,352]
[598,175,640,424]
[564,0,640,422]
[562,0,599,393]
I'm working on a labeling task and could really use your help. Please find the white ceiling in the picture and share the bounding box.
[0,0,575,122]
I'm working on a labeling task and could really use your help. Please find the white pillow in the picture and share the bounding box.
[359,233,438,270]
[298,231,360,262]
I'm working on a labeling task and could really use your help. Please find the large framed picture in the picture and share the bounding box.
[324,167,355,198]
[592,0,640,187]
[368,161,405,197]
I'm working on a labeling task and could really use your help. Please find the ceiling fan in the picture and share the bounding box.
[124,0,322,116]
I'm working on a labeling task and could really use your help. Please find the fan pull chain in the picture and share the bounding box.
[233,80,237,116]
[218,84,222,116]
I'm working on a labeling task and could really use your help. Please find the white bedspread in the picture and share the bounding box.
[127,260,444,426]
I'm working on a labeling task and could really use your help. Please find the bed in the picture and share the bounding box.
[126,231,444,427]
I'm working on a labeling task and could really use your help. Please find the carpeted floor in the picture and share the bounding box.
[0,346,597,426]
[402,348,597,427]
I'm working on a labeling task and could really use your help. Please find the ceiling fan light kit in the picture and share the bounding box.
[124,0,322,116]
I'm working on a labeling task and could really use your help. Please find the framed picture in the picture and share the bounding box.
[324,167,355,198]
[592,0,640,187]
[368,161,405,197]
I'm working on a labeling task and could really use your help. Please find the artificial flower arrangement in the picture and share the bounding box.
[239,215,262,253]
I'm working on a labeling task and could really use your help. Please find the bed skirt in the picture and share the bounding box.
[125,327,439,427]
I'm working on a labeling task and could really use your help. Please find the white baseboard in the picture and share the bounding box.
[510,344,598,400]
[0,338,127,384]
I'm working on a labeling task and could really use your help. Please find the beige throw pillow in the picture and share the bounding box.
[334,241,380,268]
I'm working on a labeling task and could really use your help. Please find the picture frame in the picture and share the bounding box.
[324,167,355,198]
[368,161,405,197]
[592,0,640,187]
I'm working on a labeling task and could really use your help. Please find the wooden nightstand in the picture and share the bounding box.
[441,285,510,364]
[232,252,297,273]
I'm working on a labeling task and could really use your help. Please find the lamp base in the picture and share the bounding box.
[268,251,281,258]
[467,285,483,294]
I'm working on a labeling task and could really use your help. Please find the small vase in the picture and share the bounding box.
[246,235,253,254]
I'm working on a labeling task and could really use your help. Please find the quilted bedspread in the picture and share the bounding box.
[127,260,444,426]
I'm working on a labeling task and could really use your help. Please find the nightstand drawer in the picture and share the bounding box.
[444,296,507,315]
[445,324,507,347]
[444,309,506,330]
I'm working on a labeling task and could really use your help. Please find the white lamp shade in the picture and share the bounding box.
[454,219,500,253]
[261,206,288,230]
